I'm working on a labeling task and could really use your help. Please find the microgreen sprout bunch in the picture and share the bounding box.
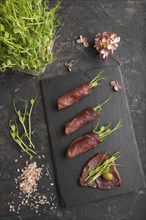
[90,72,106,89]
[0,0,61,76]
[9,93,37,157]
[94,120,122,142]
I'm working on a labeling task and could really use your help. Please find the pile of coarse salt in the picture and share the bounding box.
[18,161,43,194]
[8,159,58,216]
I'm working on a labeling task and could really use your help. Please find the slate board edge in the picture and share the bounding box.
[40,81,66,208]
[116,66,145,187]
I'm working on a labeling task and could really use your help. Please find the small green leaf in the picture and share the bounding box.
[88,166,93,175]
[0,24,4,32]
[17,110,21,116]
[11,125,16,131]
[23,116,26,122]
[100,126,105,132]
[13,28,19,34]
[7,59,12,66]
[2,62,6,67]
[19,116,23,122]
[11,132,16,139]
[30,99,35,105]
[15,139,22,145]
[5,32,9,38]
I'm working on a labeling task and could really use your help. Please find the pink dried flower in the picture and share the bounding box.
[110,80,123,91]
[76,35,89,47]
[64,60,74,72]
[94,32,120,60]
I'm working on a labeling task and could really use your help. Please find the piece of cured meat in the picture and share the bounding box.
[58,82,90,110]
[79,153,121,189]
[66,132,101,159]
[66,121,122,158]
[65,108,98,135]
[65,96,111,135]
[57,73,104,110]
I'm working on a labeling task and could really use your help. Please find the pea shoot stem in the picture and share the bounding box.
[28,92,37,144]
[9,94,37,157]
[93,120,122,142]
[90,72,106,89]
[93,95,112,112]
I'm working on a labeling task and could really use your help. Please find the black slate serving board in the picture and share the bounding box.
[41,66,145,207]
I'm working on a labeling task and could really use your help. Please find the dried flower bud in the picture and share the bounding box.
[110,80,123,91]
[64,60,74,72]
[76,35,89,47]
[94,32,120,60]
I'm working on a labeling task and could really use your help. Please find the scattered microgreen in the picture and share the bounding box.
[9,93,37,157]
[85,151,121,185]
[0,0,61,76]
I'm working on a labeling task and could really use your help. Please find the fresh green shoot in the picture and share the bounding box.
[9,93,37,157]
[93,120,122,142]
[93,95,112,113]
[29,92,37,144]
[9,119,36,157]
[0,0,61,76]
[85,151,121,185]
[90,72,106,89]
[13,98,35,149]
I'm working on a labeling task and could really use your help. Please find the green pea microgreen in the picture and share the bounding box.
[85,151,122,185]
[0,0,61,76]
[9,93,37,157]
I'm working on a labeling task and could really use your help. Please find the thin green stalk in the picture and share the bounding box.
[9,120,35,157]
[93,95,112,112]
[93,120,122,142]
[90,72,106,89]
[13,98,36,149]
[28,93,37,144]
[16,135,36,155]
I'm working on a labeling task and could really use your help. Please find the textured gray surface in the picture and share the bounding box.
[0,0,146,220]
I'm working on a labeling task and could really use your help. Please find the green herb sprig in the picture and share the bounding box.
[0,0,61,76]
[9,93,37,157]
[93,95,112,113]
[94,120,122,142]
[85,151,121,185]
[90,72,106,89]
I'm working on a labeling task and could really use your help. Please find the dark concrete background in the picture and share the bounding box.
[0,0,145,220]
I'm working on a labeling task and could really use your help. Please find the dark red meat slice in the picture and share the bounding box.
[65,107,98,135]
[79,153,121,189]
[66,132,101,159]
[57,82,91,110]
